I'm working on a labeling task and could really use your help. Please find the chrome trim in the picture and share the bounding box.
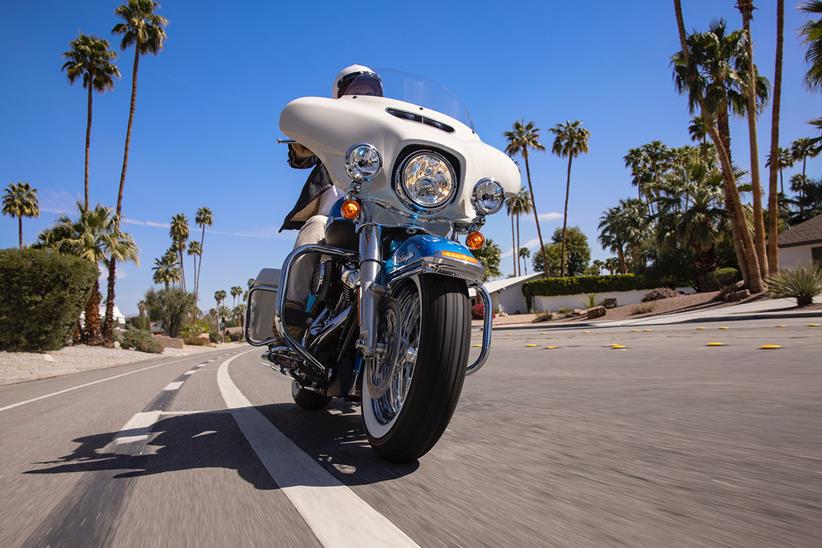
[356,224,384,357]
[345,143,382,182]
[387,256,484,288]
[466,285,492,375]
[392,149,458,214]
[471,178,505,215]
[276,244,358,373]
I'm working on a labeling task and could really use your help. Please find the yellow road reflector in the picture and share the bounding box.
[610,343,626,349]
[582,330,590,334]
[809,323,820,328]
[643,329,652,332]
[525,344,537,348]
[631,329,641,332]
[706,342,725,347]
[718,326,729,330]
[471,344,481,348]
[544,345,559,349]
[776,325,787,328]
[696,327,706,330]
[759,344,782,350]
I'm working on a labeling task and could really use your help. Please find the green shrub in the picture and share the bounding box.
[143,288,195,338]
[523,274,682,298]
[209,330,221,343]
[768,264,822,306]
[180,320,210,339]
[127,316,150,331]
[120,328,163,353]
[0,248,97,351]
[183,337,210,346]
[705,267,741,290]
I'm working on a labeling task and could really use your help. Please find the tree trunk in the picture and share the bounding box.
[739,4,769,278]
[523,151,547,278]
[515,213,521,277]
[767,0,784,274]
[104,47,140,345]
[178,246,186,292]
[84,83,93,210]
[196,225,206,306]
[674,0,764,293]
[82,276,102,345]
[560,155,573,277]
[510,214,517,276]
[18,217,22,249]
[617,245,626,274]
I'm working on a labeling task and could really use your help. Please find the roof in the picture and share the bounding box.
[480,272,543,294]
[779,214,822,248]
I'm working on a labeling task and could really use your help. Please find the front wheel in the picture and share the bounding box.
[362,274,470,461]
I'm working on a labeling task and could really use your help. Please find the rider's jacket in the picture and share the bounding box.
[279,143,334,232]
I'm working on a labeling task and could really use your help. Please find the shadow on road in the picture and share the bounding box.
[25,400,418,489]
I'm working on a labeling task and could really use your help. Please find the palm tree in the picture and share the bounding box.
[505,194,519,275]
[604,257,620,275]
[152,254,180,290]
[800,1,822,90]
[137,299,146,318]
[187,240,202,293]
[504,120,547,277]
[104,0,167,345]
[193,206,213,306]
[169,213,189,292]
[688,115,708,145]
[623,147,648,201]
[506,188,531,276]
[598,207,627,274]
[791,137,820,184]
[518,247,530,275]
[230,286,242,308]
[214,290,226,307]
[766,147,793,195]
[36,203,138,343]
[3,182,39,248]
[672,6,765,292]
[766,0,785,274]
[550,120,590,277]
[61,34,119,209]
[736,0,769,278]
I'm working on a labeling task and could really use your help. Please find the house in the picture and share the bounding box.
[471,272,542,315]
[778,213,822,268]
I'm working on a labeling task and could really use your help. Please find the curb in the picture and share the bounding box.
[473,309,822,332]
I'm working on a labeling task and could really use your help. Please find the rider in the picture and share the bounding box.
[281,65,383,328]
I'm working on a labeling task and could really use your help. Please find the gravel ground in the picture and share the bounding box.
[0,342,244,386]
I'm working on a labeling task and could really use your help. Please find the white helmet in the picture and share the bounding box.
[332,64,382,98]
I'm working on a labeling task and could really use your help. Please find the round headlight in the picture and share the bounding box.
[345,143,382,182]
[397,151,456,210]
[472,178,504,215]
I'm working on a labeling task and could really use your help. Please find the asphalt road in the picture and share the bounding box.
[1,317,821,547]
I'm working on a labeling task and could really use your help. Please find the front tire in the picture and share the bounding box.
[362,275,470,461]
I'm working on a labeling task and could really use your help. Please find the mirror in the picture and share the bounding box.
[246,268,281,346]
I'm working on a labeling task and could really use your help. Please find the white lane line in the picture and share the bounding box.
[0,353,229,413]
[183,370,196,376]
[113,411,162,445]
[163,381,184,391]
[217,351,419,548]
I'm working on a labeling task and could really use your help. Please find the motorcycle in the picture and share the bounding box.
[245,69,519,461]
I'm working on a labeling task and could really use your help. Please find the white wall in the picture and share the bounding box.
[495,286,529,315]
[779,245,813,269]
[533,287,694,312]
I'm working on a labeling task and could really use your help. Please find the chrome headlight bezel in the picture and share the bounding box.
[345,143,382,182]
[471,178,505,215]
[393,149,457,213]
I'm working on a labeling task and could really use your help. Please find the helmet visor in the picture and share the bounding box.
[339,72,383,98]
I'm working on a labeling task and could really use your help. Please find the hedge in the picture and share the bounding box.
[0,248,97,351]
[120,328,163,353]
[522,274,685,298]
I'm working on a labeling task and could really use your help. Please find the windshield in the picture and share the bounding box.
[343,68,475,130]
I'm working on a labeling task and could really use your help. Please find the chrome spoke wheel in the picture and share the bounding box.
[366,281,421,426]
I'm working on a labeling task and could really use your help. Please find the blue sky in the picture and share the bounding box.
[2,1,820,315]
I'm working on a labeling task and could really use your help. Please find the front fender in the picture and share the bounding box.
[384,234,484,284]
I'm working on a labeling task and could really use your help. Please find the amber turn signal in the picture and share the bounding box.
[340,199,361,220]
[465,231,485,250]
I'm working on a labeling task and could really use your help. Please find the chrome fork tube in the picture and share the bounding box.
[357,224,385,357]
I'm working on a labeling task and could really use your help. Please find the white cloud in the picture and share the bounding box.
[522,211,564,223]
[123,218,169,228]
